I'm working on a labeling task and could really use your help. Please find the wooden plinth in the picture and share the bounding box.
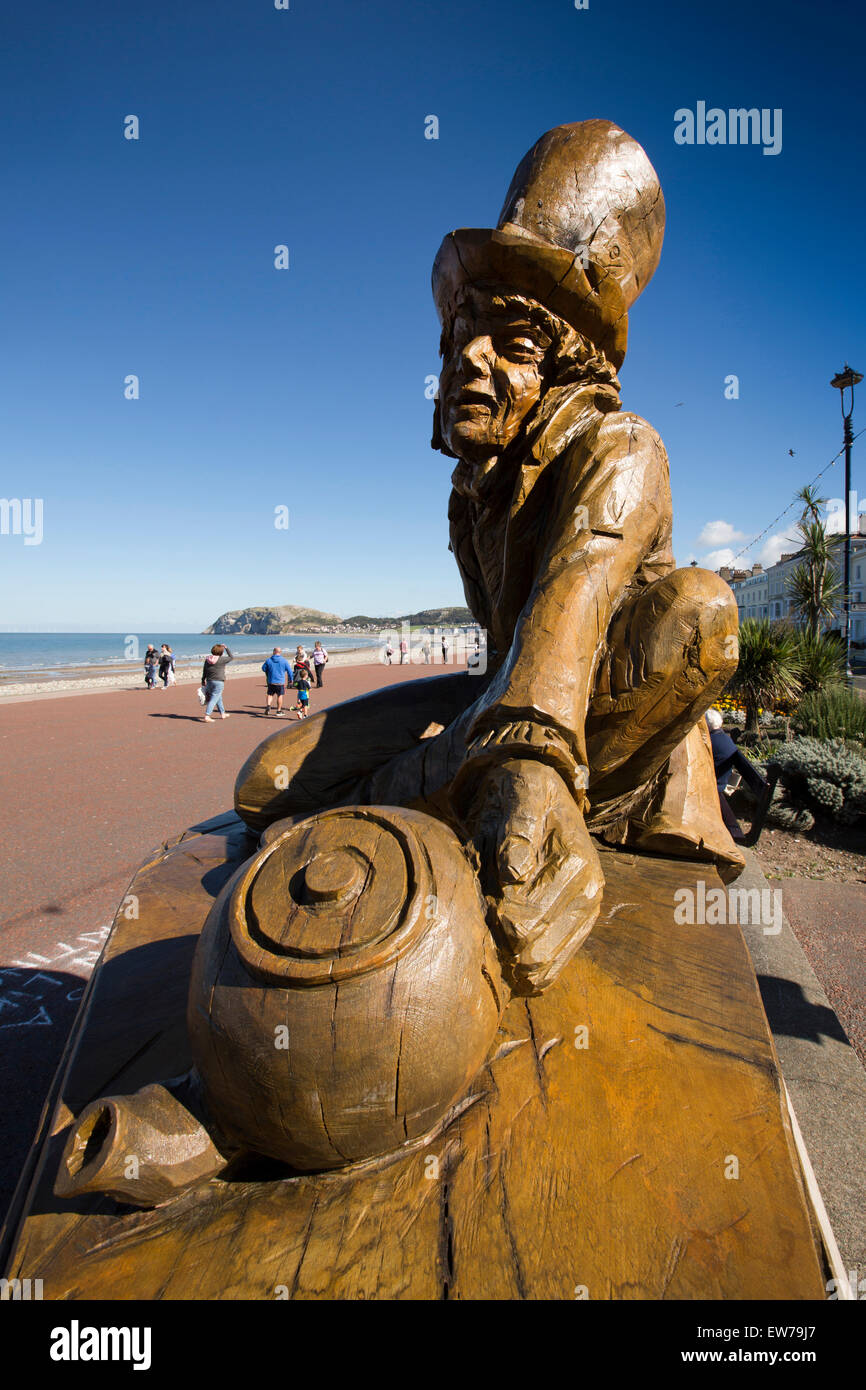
[1,813,826,1300]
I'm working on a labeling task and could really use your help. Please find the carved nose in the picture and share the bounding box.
[301,851,364,904]
[460,335,495,373]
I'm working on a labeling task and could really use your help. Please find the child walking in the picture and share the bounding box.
[144,645,158,689]
[292,660,312,719]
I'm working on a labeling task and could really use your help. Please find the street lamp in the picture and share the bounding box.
[830,363,862,680]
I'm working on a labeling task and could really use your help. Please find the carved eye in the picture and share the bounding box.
[498,334,541,362]
[609,245,621,260]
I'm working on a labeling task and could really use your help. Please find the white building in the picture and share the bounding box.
[718,522,866,643]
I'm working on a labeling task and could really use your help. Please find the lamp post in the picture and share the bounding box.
[830,364,862,681]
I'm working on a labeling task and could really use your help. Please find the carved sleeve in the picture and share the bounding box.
[460,415,671,807]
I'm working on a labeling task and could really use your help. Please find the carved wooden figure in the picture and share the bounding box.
[10,123,825,1299]
[235,119,743,996]
[50,119,748,1203]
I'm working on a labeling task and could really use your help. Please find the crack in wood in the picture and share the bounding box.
[647,1024,776,1076]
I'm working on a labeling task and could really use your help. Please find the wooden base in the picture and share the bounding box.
[1,813,826,1299]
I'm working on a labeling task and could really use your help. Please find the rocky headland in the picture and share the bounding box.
[205,604,474,635]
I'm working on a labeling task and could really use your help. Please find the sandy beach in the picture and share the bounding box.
[0,635,481,703]
[0,644,381,702]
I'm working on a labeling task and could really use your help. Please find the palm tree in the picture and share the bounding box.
[727,619,802,732]
[786,519,841,636]
[794,484,827,525]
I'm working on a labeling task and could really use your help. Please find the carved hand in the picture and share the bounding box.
[462,757,604,996]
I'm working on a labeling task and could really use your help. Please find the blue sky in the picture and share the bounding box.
[1,0,864,630]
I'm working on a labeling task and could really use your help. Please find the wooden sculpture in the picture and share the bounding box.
[46,119,749,1206]
[188,806,503,1170]
[6,121,824,1300]
[55,808,502,1202]
[235,118,744,994]
[9,816,825,1298]
[44,120,749,1209]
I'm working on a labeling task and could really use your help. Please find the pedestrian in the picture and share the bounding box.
[293,645,313,695]
[312,640,328,687]
[262,646,292,717]
[158,644,176,689]
[292,658,312,719]
[144,644,158,689]
[384,639,393,665]
[399,636,408,664]
[421,636,431,664]
[441,633,449,664]
[200,643,233,722]
[294,645,313,679]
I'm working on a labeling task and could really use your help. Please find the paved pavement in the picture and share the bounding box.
[781,878,866,1070]
[0,660,446,1225]
[737,856,866,1280]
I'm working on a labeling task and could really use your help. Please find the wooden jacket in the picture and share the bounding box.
[448,383,675,801]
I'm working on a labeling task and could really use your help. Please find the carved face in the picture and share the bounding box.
[439,289,552,464]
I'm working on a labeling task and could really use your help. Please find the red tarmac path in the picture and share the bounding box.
[0,659,450,1225]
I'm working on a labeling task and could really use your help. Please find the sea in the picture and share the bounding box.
[0,632,378,683]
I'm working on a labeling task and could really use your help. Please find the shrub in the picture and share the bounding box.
[792,685,866,743]
[768,736,866,826]
[726,619,802,732]
[791,630,846,694]
[765,793,815,833]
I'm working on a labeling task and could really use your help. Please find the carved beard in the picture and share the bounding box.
[451,455,498,501]
[449,379,620,503]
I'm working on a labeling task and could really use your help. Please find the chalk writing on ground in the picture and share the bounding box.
[0,926,111,1030]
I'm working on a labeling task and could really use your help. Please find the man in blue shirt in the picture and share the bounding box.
[261,648,293,718]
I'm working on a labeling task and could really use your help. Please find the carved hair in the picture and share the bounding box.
[439,284,620,392]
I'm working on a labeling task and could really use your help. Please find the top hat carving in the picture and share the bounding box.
[432,119,665,369]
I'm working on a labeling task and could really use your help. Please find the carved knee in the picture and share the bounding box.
[596,567,737,716]
[664,567,738,683]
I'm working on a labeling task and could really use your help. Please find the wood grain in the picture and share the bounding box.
[188,807,504,1170]
[1,817,826,1300]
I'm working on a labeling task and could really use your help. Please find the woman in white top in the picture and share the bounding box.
[312,640,328,688]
